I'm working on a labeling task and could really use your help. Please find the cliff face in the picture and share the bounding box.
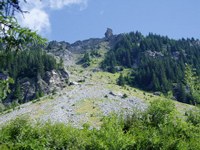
[22,69,69,102]
[46,41,73,61]
[4,69,69,104]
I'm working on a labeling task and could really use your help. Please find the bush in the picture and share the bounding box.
[0,100,200,149]
[186,107,200,126]
[122,93,128,98]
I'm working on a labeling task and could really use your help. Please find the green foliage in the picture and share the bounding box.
[145,100,176,126]
[0,0,46,52]
[0,77,14,101]
[184,64,200,105]
[89,115,134,149]
[90,50,101,57]
[13,81,22,102]
[80,50,102,68]
[102,32,200,105]
[81,52,91,67]
[0,49,59,107]
[0,100,200,149]
[0,50,58,80]
[0,0,54,106]
[58,57,64,69]
[124,100,200,150]
[122,93,128,99]
[117,73,125,86]
[186,108,200,126]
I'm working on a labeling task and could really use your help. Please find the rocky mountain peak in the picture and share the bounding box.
[105,28,113,39]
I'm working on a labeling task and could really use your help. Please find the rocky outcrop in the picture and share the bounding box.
[69,38,104,54]
[18,69,69,102]
[105,28,113,39]
[47,38,104,55]
[47,41,70,50]
[46,28,116,55]
[46,41,73,61]
[20,79,36,102]
[43,69,69,92]
[145,50,164,57]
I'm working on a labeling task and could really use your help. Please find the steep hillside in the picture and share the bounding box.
[101,31,200,105]
[0,62,194,128]
[46,29,200,106]
[0,54,199,149]
[0,29,198,128]
[0,42,195,129]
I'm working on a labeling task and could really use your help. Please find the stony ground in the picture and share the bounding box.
[0,62,148,128]
[0,55,193,128]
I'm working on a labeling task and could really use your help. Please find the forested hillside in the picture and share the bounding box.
[0,0,67,110]
[0,47,68,110]
[0,49,58,80]
[102,32,200,105]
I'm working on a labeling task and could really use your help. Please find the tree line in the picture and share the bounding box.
[101,32,200,105]
[0,48,61,106]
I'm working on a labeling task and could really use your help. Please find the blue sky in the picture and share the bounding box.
[19,0,200,43]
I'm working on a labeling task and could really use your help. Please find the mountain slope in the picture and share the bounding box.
[100,31,200,105]
[0,58,194,128]
[0,70,193,128]
[0,29,198,128]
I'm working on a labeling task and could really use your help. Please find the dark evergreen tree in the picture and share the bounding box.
[118,73,125,86]
[81,52,91,67]
[13,81,22,103]
[176,83,187,103]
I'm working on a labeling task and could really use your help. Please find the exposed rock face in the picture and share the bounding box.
[47,41,70,50]
[47,38,105,55]
[19,69,69,102]
[69,38,104,54]
[46,41,73,61]
[145,50,164,57]
[105,28,113,39]
[46,28,122,56]
[20,79,36,102]
[46,28,118,56]
[44,69,69,92]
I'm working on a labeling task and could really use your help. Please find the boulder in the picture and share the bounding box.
[69,81,79,86]
[109,91,123,97]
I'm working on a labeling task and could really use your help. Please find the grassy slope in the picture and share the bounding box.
[80,42,195,113]
[0,42,195,127]
[66,43,194,126]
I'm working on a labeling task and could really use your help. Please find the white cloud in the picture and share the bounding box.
[19,8,50,35]
[18,0,89,35]
[18,0,50,35]
[49,0,88,10]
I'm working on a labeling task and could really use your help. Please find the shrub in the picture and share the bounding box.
[186,107,200,126]
[0,100,200,149]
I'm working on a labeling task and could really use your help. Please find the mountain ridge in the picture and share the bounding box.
[0,28,199,127]
[46,29,200,105]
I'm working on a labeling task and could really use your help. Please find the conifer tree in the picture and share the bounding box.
[14,81,22,103]
[118,73,125,86]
